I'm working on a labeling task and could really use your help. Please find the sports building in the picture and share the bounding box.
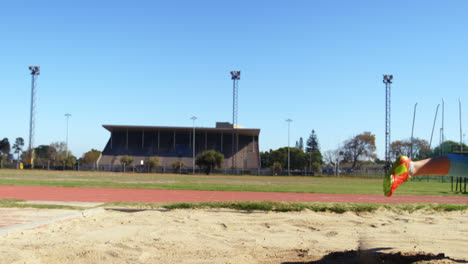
[98,122,260,171]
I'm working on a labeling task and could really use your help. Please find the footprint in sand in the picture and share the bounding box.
[325,231,338,237]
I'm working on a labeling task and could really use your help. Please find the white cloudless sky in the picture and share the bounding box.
[1,0,467,158]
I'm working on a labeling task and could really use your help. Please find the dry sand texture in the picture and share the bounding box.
[0,209,467,263]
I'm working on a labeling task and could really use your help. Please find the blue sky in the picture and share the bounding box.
[1,0,467,159]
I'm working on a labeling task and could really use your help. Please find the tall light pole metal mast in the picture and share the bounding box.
[28,66,40,169]
[410,103,417,159]
[190,116,197,174]
[65,113,72,158]
[383,74,393,174]
[441,98,445,155]
[429,104,440,150]
[286,118,292,176]
[230,71,240,173]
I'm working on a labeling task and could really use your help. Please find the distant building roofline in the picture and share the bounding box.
[102,123,260,136]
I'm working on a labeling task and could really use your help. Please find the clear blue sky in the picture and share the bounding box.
[1,0,467,159]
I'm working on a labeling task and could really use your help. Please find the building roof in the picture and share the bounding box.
[102,124,260,136]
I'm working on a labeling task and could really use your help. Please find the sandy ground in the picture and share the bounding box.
[0,209,467,264]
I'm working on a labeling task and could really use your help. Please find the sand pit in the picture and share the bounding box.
[0,208,467,263]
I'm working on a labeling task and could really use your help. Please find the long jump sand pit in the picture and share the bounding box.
[0,208,467,263]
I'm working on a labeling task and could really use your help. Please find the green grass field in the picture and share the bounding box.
[0,169,466,197]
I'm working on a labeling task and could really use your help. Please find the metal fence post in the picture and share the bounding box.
[464,177,466,193]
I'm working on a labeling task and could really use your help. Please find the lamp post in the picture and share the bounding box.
[286,118,292,175]
[65,113,71,158]
[429,104,440,150]
[441,98,445,155]
[460,98,463,153]
[190,116,197,174]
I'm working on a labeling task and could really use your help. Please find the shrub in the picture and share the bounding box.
[145,157,160,172]
[272,162,282,175]
[195,150,224,175]
[172,160,185,174]
[120,155,133,171]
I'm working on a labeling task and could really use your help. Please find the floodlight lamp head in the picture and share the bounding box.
[383,74,392,84]
[230,71,240,80]
[29,66,40,75]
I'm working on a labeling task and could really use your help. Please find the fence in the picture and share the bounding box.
[451,176,467,193]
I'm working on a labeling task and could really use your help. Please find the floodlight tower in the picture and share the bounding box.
[383,74,393,174]
[28,66,40,168]
[230,71,240,172]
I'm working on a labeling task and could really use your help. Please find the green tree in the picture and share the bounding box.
[306,152,323,173]
[306,130,320,153]
[260,150,273,168]
[195,150,224,175]
[145,157,160,172]
[270,147,306,170]
[81,149,102,165]
[342,132,376,169]
[0,138,10,156]
[33,145,51,168]
[64,155,77,169]
[298,137,304,151]
[305,130,322,169]
[0,138,10,167]
[172,160,185,173]
[430,140,468,157]
[12,137,24,168]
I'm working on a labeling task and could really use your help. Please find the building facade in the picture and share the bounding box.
[98,122,260,171]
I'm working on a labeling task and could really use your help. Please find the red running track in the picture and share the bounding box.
[0,185,467,204]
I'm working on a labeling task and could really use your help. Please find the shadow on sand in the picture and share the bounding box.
[283,247,468,264]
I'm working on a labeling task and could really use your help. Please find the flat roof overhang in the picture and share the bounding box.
[103,125,260,136]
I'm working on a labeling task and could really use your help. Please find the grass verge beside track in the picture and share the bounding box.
[0,199,87,210]
[103,201,468,213]
[1,199,466,213]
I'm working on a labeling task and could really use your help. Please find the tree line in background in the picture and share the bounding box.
[261,130,324,174]
[260,129,468,175]
[0,137,102,169]
[0,136,225,175]
[2,133,468,175]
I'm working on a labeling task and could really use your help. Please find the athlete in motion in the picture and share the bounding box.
[384,154,468,196]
